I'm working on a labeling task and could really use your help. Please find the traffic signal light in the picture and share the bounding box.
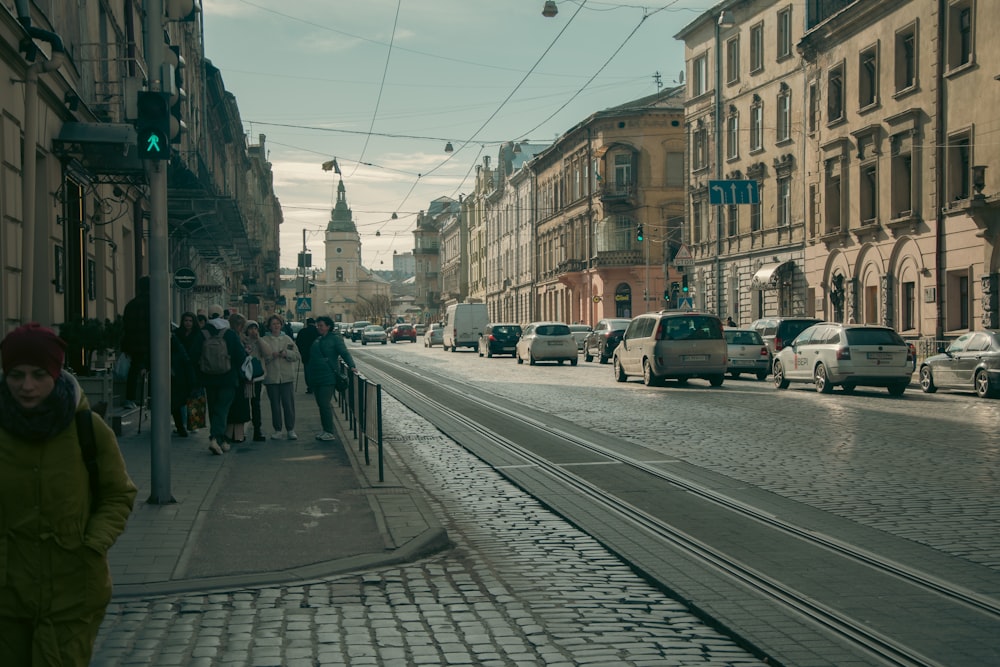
[168,45,186,143]
[136,91,171,160]
[681,274,689,293]
[636,224,644,242]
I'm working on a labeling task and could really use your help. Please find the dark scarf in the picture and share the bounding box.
[0,372,77,441]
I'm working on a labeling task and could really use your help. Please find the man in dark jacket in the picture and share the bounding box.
[120,276,150,409]
[294,318,320,393]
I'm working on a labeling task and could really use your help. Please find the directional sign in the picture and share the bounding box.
[673,243,694,267]
[678,296,694,310]
[296,297,312,312]
[172,267,197,290]
[709,179,759,205]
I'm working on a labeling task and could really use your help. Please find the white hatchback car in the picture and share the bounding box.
[516,322,578,366]
[772,323,913,395]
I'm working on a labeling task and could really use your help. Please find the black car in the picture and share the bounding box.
[583,318,631,364]
[478,323,522,358]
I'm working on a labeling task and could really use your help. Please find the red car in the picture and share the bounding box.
[389,323,417,343]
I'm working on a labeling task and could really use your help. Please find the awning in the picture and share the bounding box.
[751,261,791,290]
[52,122,144,177]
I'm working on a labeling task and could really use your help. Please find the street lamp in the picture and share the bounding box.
[714,10,735,316]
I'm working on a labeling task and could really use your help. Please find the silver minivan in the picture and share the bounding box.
[613,312,727,387]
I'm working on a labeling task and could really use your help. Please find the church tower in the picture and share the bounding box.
[325,179,361,286]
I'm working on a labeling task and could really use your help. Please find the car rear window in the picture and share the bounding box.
[660,316,723,340]
[537,324,571,336]
[846,328,905,346]
[781,320,822,341]
[725,330,762,345]
[493,326,521,335]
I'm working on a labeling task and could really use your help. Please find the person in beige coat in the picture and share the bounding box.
[0,323,137,666]
[258,315,300,440]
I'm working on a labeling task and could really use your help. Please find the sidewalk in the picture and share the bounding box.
[106,380,449,600]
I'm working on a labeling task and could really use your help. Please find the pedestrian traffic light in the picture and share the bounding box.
[136,91,171,160]
[682,274,689,293]
[636,224,644,242]
[167,45,186,143]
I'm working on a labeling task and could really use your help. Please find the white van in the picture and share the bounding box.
[443,303,489,352]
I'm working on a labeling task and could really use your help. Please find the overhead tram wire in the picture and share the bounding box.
[348,0,401,180]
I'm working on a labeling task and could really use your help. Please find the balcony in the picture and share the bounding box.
[593,250,642,267]
[600,183,636,206]
[556,259,586,274]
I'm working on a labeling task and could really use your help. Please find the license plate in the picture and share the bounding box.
[867,352,892,360]
[682,354,708,361]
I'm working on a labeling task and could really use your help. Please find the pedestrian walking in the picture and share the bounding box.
[175,311,204,430]
[305,315,355,441]
[200,304,245,455]
[295,317,320,394]
[169,330,197,437]
[120,276,151,409]
[224,313,252,445]
[244,320,267,442]
[0,323,137,665]
[258,314,299,440]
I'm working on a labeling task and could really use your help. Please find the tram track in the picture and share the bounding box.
[357,353,1000,667]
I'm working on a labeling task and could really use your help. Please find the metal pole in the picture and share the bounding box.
[145,0,173,504]
[714,16,723,317]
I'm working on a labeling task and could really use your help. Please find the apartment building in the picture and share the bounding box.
[530,86,687,324]
[676,0,809,326]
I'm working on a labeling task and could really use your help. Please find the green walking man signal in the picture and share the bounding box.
[136,91,172,160]
[635,223,644,242]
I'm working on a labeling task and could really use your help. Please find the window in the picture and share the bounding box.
[958,274,969,329]
[828,64,844,122]
[825,160,843,234]
[777,177,791,226]
[948,2,974,70]
[750,198,762,232]
[614,153,632,191]
[666,152,683,187]
[750,98,763,152]
[808,81,819,133]
[860,163,878,223]
[947,131,971,201]
[728,203,738,236]
[891,132,914,217]
[726,36,740,84]
[776,85,791,142]
[902,281,915,331]
[726,111,739,160]
[895,25,916,92]
[692,54,708,96]
[859,46,878,108]
[777,7,792,60]
[692,198,704,243]
[750,22,764,73]
[692,125,708,171]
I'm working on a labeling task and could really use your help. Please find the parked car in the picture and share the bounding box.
[568,324,592,351]
[583,318,631,364]
[919,330,1000,398]
[749,317,823,356]
[414,323,427,336]
[349,320,371,342]
[724,328,771,380]
[613,311,727,387]
[423,323,444,347]
[360,325,387,345]
[389,323,417,343]
[516,322,578,366]
[478,323,522,358]
[772,323,913,395]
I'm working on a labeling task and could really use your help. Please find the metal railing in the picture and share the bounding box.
[336,360,384,482]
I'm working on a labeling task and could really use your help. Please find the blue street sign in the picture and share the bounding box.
[709,179,760,205]
[296,297,312,312]
[678,297,694,310]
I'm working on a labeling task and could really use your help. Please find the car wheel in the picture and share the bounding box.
[529,352,536,366]
[676,377,689,385]
[516,353,523,365]
[814,363,833,393]
[391,339,396,344]
[599,354,608,365]
[584,350,593,362]
[642,359,660,386]
[487,348,493,358]
[362,340,367,346]
[729,371,741,379]
[773,360,789,389]
[381,340,387,345]
[842,383,856,394]
[887,382,907,397]
[558,359,564,366]
[974,368,994,398]
[919,366,937,393]
[756,372,768,381]
[570,357,578,367]
[613,357,627,382]
[709,375,724,387]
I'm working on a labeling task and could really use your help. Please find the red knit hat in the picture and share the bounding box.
[1,323,67,380]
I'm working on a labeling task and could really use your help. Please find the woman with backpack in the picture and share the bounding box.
[200,305,245,455]
[0,323,136,665]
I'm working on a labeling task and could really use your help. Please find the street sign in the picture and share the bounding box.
[296,297,312,312]
[172,267,197,290]
[673,243,694,267]
[709,179,759,205]
[678,296,694,310]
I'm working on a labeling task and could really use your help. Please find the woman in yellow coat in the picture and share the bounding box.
[0,323,137,666]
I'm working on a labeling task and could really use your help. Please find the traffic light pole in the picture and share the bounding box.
[144,0,173,504]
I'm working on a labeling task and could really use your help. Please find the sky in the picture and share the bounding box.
[201,0,720,270]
